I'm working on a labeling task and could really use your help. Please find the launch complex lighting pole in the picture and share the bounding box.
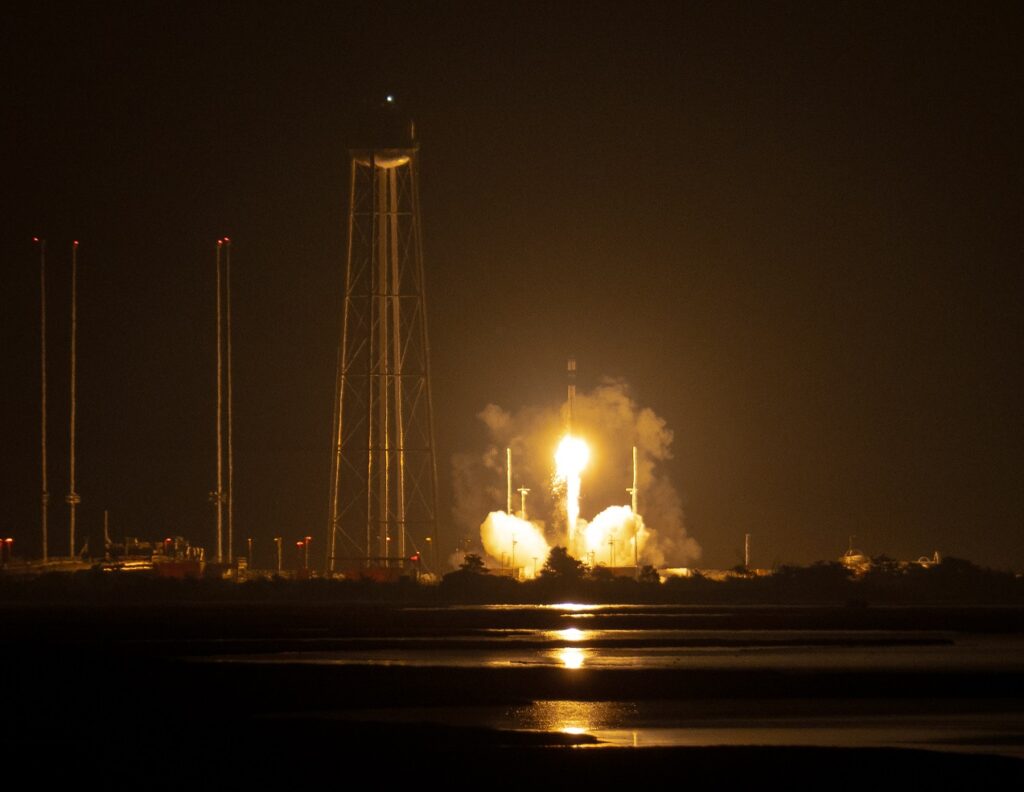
[225,239,234,564]
[628,445,638,576]
[327,108,439,575]
[66,241,81,558]
[211,237,235,564]
[34,238,48,562]
[214,240,224,562]
[506,448,513,515]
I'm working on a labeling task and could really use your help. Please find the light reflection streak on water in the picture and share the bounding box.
[499,703,1024,758]
[508,701,635,736]
[582,720,1024,758]
[205,634,1024,673]
[398,603,606,612]
[558,647,586,669]
[258,643,1000,670]
[400,603,685,612]
[489,627,690,642]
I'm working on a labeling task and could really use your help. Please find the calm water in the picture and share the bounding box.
[215,631,1024,671]
[203,603,1024,758]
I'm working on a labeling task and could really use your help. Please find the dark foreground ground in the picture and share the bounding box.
[2,601,1022,784]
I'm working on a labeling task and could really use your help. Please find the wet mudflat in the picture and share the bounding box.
[3,602,1022,781]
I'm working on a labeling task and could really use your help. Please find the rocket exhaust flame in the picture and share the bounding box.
[457,376,701,572]
[555,434,589,554]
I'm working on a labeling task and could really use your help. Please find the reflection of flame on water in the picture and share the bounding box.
[558,647,586,669]
[549,602,600,612]
[508,700,631,734]
[559,628,585,641]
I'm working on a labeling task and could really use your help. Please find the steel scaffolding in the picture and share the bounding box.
[326,138,439,574]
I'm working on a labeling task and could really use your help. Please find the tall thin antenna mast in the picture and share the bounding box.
[506,448,512,515]
[629,445,639,574]
[327,159,357,574]
[225,237,234,563]
[67,241,81,558]
[214,239,224,563]
[35,238,48,562]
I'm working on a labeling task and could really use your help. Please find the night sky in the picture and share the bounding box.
[3,2,1022,569]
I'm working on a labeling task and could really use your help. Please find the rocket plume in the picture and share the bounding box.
[452,378,701,570]
[555,434,589,553]
[479,511,550,578]
[580,505,648,566]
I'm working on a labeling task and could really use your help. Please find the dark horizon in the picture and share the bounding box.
[3,2,1022,570]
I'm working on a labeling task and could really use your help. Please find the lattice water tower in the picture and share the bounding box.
[326,103,439,574]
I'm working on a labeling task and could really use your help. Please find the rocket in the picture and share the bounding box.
[567,357,576,433]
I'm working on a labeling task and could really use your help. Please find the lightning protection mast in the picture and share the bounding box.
[35,238,49,563]
[67,241,81,558]
[327,98,439,575]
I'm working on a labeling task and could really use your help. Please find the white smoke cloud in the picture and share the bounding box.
[451,378,701,567]
[580,505,647,566]
[479,511,551,578]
